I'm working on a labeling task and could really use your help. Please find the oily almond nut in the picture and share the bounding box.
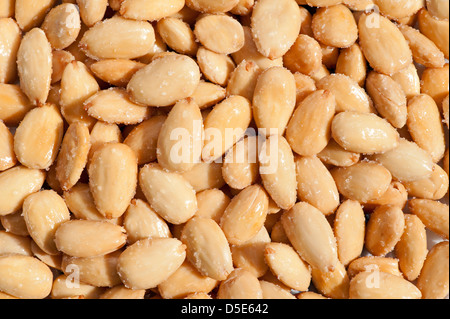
[426,0,449,20]
[404,164,449,200]
[100,285,146,300]
[321,44,339,70]
[311,261,350,299]
[186,0,239,13]
[0,18,21,84]
[295,156,340,216]
[51,274,104,299]
[317,139,360,168]
[30,240,62,271]
[157,17,198,56]
[391,62,421,100]
[365,205,405,256]
[395,214,428,281]
[0,166,46,216]
[335,43,367,87]
[182,161,225,192]
[55,122,90,191]
[88,122,123,165]
[0,211,29,237]
[0,0,14,18]
[0,121,16,171]
[139,163,197,225]
[120,0,185,21]
[196,189,230,223]
[17,28,52,105]
[217,268,263,299]
[332,111,399,154]
[365,71,407,129]
[281,202,339,272]
[270,220,290,244]
[0,255,53,299]
[363,181,408,210]
[77,0,107,27]
[358,12,412,75]
[374,0,424,19]
[416,241,449,299]
[418,8,449,58]
[283,34,322,76]
[194,14,244,55]
[191,81,226,109]
[331,162,392,203]
[0,84,34,126]
[181,217,234,281]
[51,50,75,84]
[286,90,336,156]
[333,200,365,266]
[0,230,32,256]
[23,190,70,255]
[259,280,296,299]
[220,184,269,245]
[306,0,344,6]
[259,135,297,210]
[88,142,138,219]
[90,59,146,87]
[231,0,255,15]
[117,237,186,290]
[80,15,155,60]
[293,72,316,104]
[420,64,449,106]
[409,199,449,239]
[55,219,127,257]
[197,46,235,86]
[347,256,402,279]
[128,54,201,107]
[15,0,56,32]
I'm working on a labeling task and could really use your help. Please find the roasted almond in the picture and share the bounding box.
[120,0,185,21]
[0,121,16,171]
[283,34,322,76]
[317,139,360,168]
[15,0,56,32]
[335,43,367,87]
[0,18,21,84]
[0,84,34,126]
[191,81,226,109]
[157,17,198,56]
[90,59,145,87]
[391,63,421,99]
[409,199,449,239]
[347,256,402,279]
[311,261,350,299]
[195,189,230,223]
[181,161,226,192]
[77,0,107,27]
[0,230,32,256]
[404,164,449,200]
[217,268,262,299]
[197,46,235,86]
[418,8,449,59]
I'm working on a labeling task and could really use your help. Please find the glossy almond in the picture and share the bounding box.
[182,161,225,192]
[0,231,32,256]
[120,0,185,21]
[283,34,322,76]
[0,121,16,171]
[363,181,408,210]
[317,139,360,168]
[426,0,449,20]
[191,81,226,109]
[260,281,296,299]
[0,18,21,84]
[409,199,449,239]
[0,0,14,18]
[157,17,198,56]
[418,8,449,58]
[335,43,367,87]
[15,0,56,31]
[51,274,103,299]
[391,63,421,99]
[0,211,29,236]
[77,0,107,27]
[217,268,263,299]
[197,46,235,86]
[311,261,350,299]
[404,164,449,200]
[348,256,402,279]
[374,0,424,19]
[0,84,33,126]
[195,189,230,223]
[90,59,145,88]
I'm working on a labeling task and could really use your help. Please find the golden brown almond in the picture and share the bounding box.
[191,81,226,109]
[282,34,322,76]
[363,181,408,210]
[77,0,107,27]
[342,0,375,11]
[270,220,290,244]
[320,44,340,70]
[317,139,360,168]
[100,285,145,299]
[17,28,52,105]
[197,46,235,86]
[90,59,146,87]
[418,8,449,58]
[420,64,449,108]
[295,156,340,215]
[347,256,402,278]
[0,255,53,299]
[404,164,449,200]
[182,161,225,192]
[220,184,269,245]
[186,0,239,13]
[311,261,350,299]
[231,0,254,15]
[217,268,263,299]
[0,212,29,236]
[117,237,186,289]
[251,0,301,59]
[15,0,56,31]
[88,143,137,219]
[0,84,34,127]
[0,18,21,84]
[358,12,412,75]
[409,199,449,239]
[128,54,200,107]
[80,15,155,60]
[0,230,32,256]
[51,50,75,84]
[157,17,198,56]
[51,274,104,299]
[0,0,14,18]
[281,202,338,272]
[426,0,449,20]
[55,220,126,257]
[41,3,80,50]
[196,189,230,223]
[293,72,316,104]
[366,71,407,129]
[335,43,367,87]
[88,122,123,165]
[374,0,424,20]
[0,121,16,171]
[259,281,296,299]
[331,162,392,203]
[120,0,185,21]
[416,241,449,299]
[349,270,422,299]
[332,111,399,154]
[30,240,62,270]
[391,63,421,99]
[139,163,197,225]
[286,90,335,156]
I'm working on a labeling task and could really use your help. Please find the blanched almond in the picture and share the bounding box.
[306,0,343,6]
[88,121,123,164]
[374,0,424,20]
[51,274,103,299]
[77,0,107,27]
[191,81,226,109]
[0,230,32,256]
[51,50,75,84]
[420,64,449,107]
[283,34,322,77]
[418,8,449,58]
[157,17,198,56]
[404,164,449,200]
[15,0,56,31]
[197,46,235,86]
[0,211,29,236]
[443,94,449,128]
[347,256,402,279]
[100,285,145,300]
[0,18,21,84]
[391,61,421,100]
[0,84,33,126]
[260,281,296,299]
[196,189,230,223]
[335,43,367,87]
[217,268,262,299]
[0,0,14,18]
[409,199,449,239]
[293,72,316,104]
[0,121,16,171]
[182,161,225,192]
[363,181,408,210]
[311,261,350,299]
[186,0,239,13]
[90,59,146,87]
[426,0,449,20]
[120,0,185,21]
[42,3,81,50]
[317,139,360,168]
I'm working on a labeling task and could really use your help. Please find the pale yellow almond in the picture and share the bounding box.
[270,220,290,244]
[0,84,34,126]
[306,0,343,6]
[293,72,316,105]
[100,285,145,299]
[442,94,449,128]
[409,199,449,239]
[231,0,255,15]
[15,0,56,31]
[186,0,239,13]
[260,281,295,299]
[0,255,53,299]
[253,67,296,136]
[0,231,32,256]
[55,220,126,257]
[371,138,434,182]
[333,200,365,266]
[42,3,81,50]
[136,31,167,64]
[251,0,301,59]
[90,59,146,87]
[366,71,407,129]
[363,182,408,210]
[139,163,197,225]
[286,90,336,157]
[80,15,155,60]
[124,199,171,245]
[124,115,166,166]
[191,81,226,109]
[0,212,28,237]
[117,237,186,289]
[17,28,52,105]
[358,12,412,75]
[51,274,104,299]
[297,291,328,299]
[332,111,399,154]
[281,202,339,272]
[61,251,122,287]
[0,18,21,84]
[391,63,421,99]
[182,161,225,192]
[77,0,107,27]
[311,261,350,299]
[55,122,90,191]
[426,0,449,20]
[0,0,14,18]
[120,0,185,21]
[416,241,449,299]
[335,43,367,87]
[217,268,262,299]
[349,271,422,299]
[374,0,424,20]
[196,189,230,222]
[128,54,200,107]
[220,184,269,245]
[348,256,402,279]
[157,17,198,56]
[30,240,62,270]
[197,46,235,86]
[317,139,360,168]
[51,50,75,84]
[418,8,449,58]
[88,122,123,165]
[420,64,449,108]
[316,74,372,113]
[331,162,392,203]
[169,5,199,24]
[395,214,428,281]
[0,121,16,171]
[404,164,449,200]
[343,0,375,11]
[295,156,340,215]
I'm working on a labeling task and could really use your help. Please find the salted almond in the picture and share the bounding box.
[80,15,155,60]
[90,59,145,87]
[335,43,367,87]
[311,261,350,299]
[286,90,335,156]
[391,63,421,100]
[293,72,316,104]
[347,256,402,279]
[15,0,55,31]
[332,111,399,154]
[51,50,75,84]
[136,31,167,64]
[416,241,449,299]
[191,81,226,109]
[270,220,290,244]
[409,199,449,239]
[220,184,269,245]
[30,240,62,271]
[343,0,375,11]
[0,84,33,126]
[426,0,449,20]
[186,0,239,13]
[295,156,340,215]
[281,202,338,272]
[88,121,123,164]
[139,163,197,225]
[0,231,32,256]
[358,12,412,75]
[443,94,449,128]
[0,0,14,18]
[197,46,235,86]
[120,0,185,21]
[420,64,449,110]
[0,211,28,236]
[260,281,296,299]
[349,271,421,299]
[366,71,407,129]
[182,161,225,192]
[317,139,360,168]
[17,28,52,105]
[196,189,230,223]
[14,103,64,170]
[0,121,16,171]
[363,182,408,210]
[374,0,424,20]
[100,285,145,300]
[306,0,344,6]
[331,162,392,203]
[42,3,80,50]
[88,143,137,219]
[371,138,434,182]
[77,0,107,27]
[0,255,53,299]
[404,164,449,200]
[51,274,103,299]
[55,220,126,257]
[157,17,198,56]
[418,8,449,58]
[217,268,262,299]
[0,18,21,84]
[117,238,186,289]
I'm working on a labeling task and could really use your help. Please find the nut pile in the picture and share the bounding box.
[0,0,449,300]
